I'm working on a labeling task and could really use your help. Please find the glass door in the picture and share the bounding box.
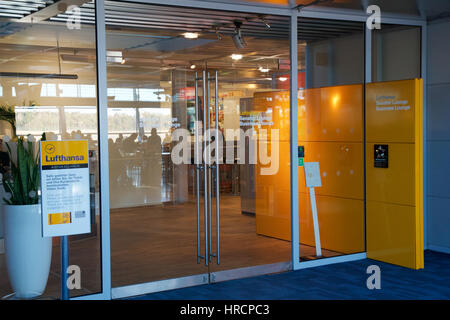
[203,65,293,280]
[106,1,292,297]
[108,65,210,294]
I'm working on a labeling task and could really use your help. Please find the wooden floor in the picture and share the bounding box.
[111,195,292,287]
[0,195,340,299]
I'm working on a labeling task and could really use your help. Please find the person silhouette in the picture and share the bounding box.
[144,128,162,192]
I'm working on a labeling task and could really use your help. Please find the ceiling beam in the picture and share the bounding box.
[18,0,90,23]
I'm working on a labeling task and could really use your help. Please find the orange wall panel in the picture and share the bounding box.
[255,85,365,254]
[299,84,363,142]
[299,193,365,254]
[299,142,364,200]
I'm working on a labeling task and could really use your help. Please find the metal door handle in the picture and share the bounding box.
[207,72,214,262]
[202,70,209,267]
[195,70,220,266]
[194,72,204,264]
[214,70,220,265]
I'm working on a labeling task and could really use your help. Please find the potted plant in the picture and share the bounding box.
[2,135,52,299]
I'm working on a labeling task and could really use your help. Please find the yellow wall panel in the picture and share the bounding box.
[254,80,423,267]
[299,142,364,199]
[255,85,365,255]
[415,79,424,269]
[366,79,423,269]
[299,193,365,254]
[366,201,417,268]
[366,80,417,143]
[366,142,415,206]
[299,85,363,142]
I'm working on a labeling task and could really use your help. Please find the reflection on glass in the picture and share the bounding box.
[0,2,101,299]
[372,25,421,82]
[107,1,292,288]
[297,19,365,260]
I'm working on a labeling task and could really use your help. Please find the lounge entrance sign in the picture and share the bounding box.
[40,140,90,237]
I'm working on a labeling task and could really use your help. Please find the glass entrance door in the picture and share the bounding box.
[109,66,210,294]
[188,66,292,282]
[203,66,292,280]
[106,1,292,297]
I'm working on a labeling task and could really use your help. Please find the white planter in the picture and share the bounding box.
[3,204,52,299]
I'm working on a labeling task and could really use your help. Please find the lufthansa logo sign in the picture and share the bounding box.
[45,144,56,154]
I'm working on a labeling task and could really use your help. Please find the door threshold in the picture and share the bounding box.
[210,261,292,283]
[112,273,209,299]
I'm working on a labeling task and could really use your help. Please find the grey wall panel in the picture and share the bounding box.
[380,27,421,82]
[428,21,450,85]
[427,141,450,199]
[427,84,450,141]
[427,196,450,249]
[333,33,364,86]
[426,19,450,250]
[307,34,364,88]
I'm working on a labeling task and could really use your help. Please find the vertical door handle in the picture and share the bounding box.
[202,70,209,267]
[214,70,220,265]
[194,72,203,264]
[207,72,213,262]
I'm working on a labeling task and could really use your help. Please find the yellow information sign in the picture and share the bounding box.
[40,140,91,237]
[41,140,89,168]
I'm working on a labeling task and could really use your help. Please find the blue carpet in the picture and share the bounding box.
[128,250,450,300]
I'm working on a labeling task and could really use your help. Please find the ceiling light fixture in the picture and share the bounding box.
[183,32,199,39]
[0,72,78,80]
[190,64,196,69]
[232,21,247,49]
[279,77,288,82]
[231,54,243,61]
[107,50,123,63]
[259,66,269,73]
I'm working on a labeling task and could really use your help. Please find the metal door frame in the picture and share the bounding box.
[73,0,427,300]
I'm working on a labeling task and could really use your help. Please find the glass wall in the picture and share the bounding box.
[0,0,426,299]
[372,25,421,82]
[0,2,101,299]
[297,18,366,260]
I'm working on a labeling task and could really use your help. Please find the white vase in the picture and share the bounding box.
[3,204,52,299]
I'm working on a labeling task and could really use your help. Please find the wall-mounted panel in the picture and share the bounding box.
[366,79,424,269]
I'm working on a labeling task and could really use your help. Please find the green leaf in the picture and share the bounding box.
[3,135,41,205]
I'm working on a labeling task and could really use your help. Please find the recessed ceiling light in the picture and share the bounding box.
[259,67,269,73]
[231,54,243,60]
[183,32,198,39]
[279,77,288,82]
[190,64,196,69]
